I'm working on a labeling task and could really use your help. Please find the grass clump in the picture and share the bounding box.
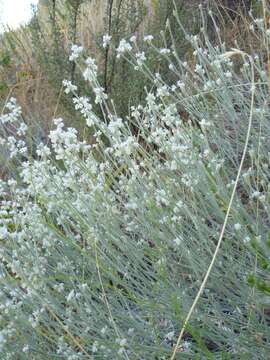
[0,4,270,359]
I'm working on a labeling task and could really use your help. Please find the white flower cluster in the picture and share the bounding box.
[69,44,83,61]
[102,33,112,48]
[63,80,78,94]
[0,97,22,124]
[135,51,146,67]
[83,57,98,81]
[143,34,154,42]
[0,97,28,159]
[116,39,132,58]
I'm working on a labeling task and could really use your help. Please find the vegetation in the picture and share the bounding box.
[0,0,270,359]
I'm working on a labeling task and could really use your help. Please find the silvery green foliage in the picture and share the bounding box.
[0,12,270,359]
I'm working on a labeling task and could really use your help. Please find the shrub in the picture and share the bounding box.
[0,5,270,359]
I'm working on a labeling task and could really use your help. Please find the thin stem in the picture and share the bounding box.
[170,50,255,360]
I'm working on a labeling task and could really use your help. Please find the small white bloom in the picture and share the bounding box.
[117,39,132,58]
[0,226,8,240]
[170,160,177,170]
[22,345,29,353]
[66,289,75,302]
[101,326,107,335]
[180,341,191,352]
[177,81,185,90]
[136,51,146,67]
[173,237,182,246]
[157,85,169,97]
[108,117,123,134]
[244,236,250,244]
[165,331,174,341]
[242,168,252,178]
[200,118,211,127]
[92,341,98,353]
[63,80,78,94]
[159,48,170,55]
[144,34,154,42]
[251,190,260,199]
[254,18,264,27]
[83,58,98,81]
[120,338,127,347]
[224,71,232,78]
[126,202,138,210]
[69,44,83,61]
[94,87,108,104]
[195,64,204,74]
[17,123,28,136]
[102,33,112,48]
[234,223,242,231]
[127,328,134,335]
[80,283,88,291]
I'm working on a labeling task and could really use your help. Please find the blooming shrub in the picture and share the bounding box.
[0,8,270,360]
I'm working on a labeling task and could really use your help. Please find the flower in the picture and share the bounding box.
[119,339,127,347]
[173,237,182,246]
[66,289,75,302]
[94,87,108,104]
[69,44,83,61]
[234,223,242,231]
[62,80,78,94]
[116,39,132,58]
[144,34,154,42]
[135,51,146,67]
[200,118,211,128]
[102,33,112,48]
[0,226,8,240]
[159,48,170,55]
[177,81,185,90]
[108,117,123,134]
[165,331,174,341]
[83,57,98,81]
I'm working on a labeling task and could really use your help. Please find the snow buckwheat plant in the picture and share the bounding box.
[0,7,270,360]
